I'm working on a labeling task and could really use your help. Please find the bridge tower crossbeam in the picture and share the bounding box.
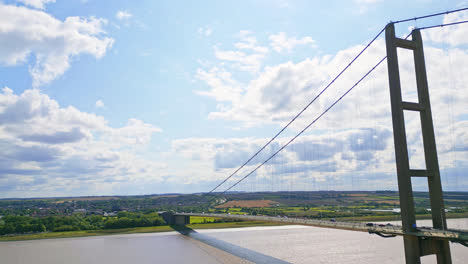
[385,23,451,264]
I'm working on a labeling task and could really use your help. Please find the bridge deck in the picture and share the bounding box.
[178,213,468,243]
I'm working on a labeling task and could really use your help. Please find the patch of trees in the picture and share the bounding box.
[0,212,166,235]
[103,212,165,229]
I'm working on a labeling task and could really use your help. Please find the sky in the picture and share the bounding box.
[0,0,467,198]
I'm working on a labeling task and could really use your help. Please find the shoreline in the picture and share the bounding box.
[0,221,287,242]
[2,215,467,242]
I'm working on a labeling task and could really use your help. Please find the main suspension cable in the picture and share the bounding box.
[207,27,386,194]
[221,56,388,194]
[208,7,468,195]
[417,20,468,30]
[393,7,468,24]
[219,29,420,195]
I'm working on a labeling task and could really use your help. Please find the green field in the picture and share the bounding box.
[189,216,220,224]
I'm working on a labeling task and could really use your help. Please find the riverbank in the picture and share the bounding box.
[0,221,287,241]
[2,213,467,242]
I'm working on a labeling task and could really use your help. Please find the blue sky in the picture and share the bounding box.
[0,0,467,198]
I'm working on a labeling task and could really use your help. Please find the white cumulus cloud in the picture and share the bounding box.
[198,27,212,37]
[95,99,104,108]
[116,10,132,20]
[0,3,114,87]
[193,15,468,192]
[269,32,316,53]
[167,127,400,192]
[423,10,468,46]
[0,88,164,197]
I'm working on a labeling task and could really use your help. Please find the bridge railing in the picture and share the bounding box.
[177,213,467,242]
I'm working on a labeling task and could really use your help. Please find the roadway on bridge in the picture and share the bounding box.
[178,213,468,245]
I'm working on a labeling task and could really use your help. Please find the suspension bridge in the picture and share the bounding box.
[174,212,468,242]
[173,9,468,264]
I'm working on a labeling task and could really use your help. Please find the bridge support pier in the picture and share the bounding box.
[160,212,190,225]
[174,215,190,225]
[385,23,451,264]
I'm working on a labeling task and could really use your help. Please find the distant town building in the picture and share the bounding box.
[104,212,117,217]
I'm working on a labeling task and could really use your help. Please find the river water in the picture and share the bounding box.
[1,219,467,264]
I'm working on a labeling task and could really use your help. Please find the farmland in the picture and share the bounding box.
[215,200,278,208]
[210,191,468,220]
[1,191,467,240]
